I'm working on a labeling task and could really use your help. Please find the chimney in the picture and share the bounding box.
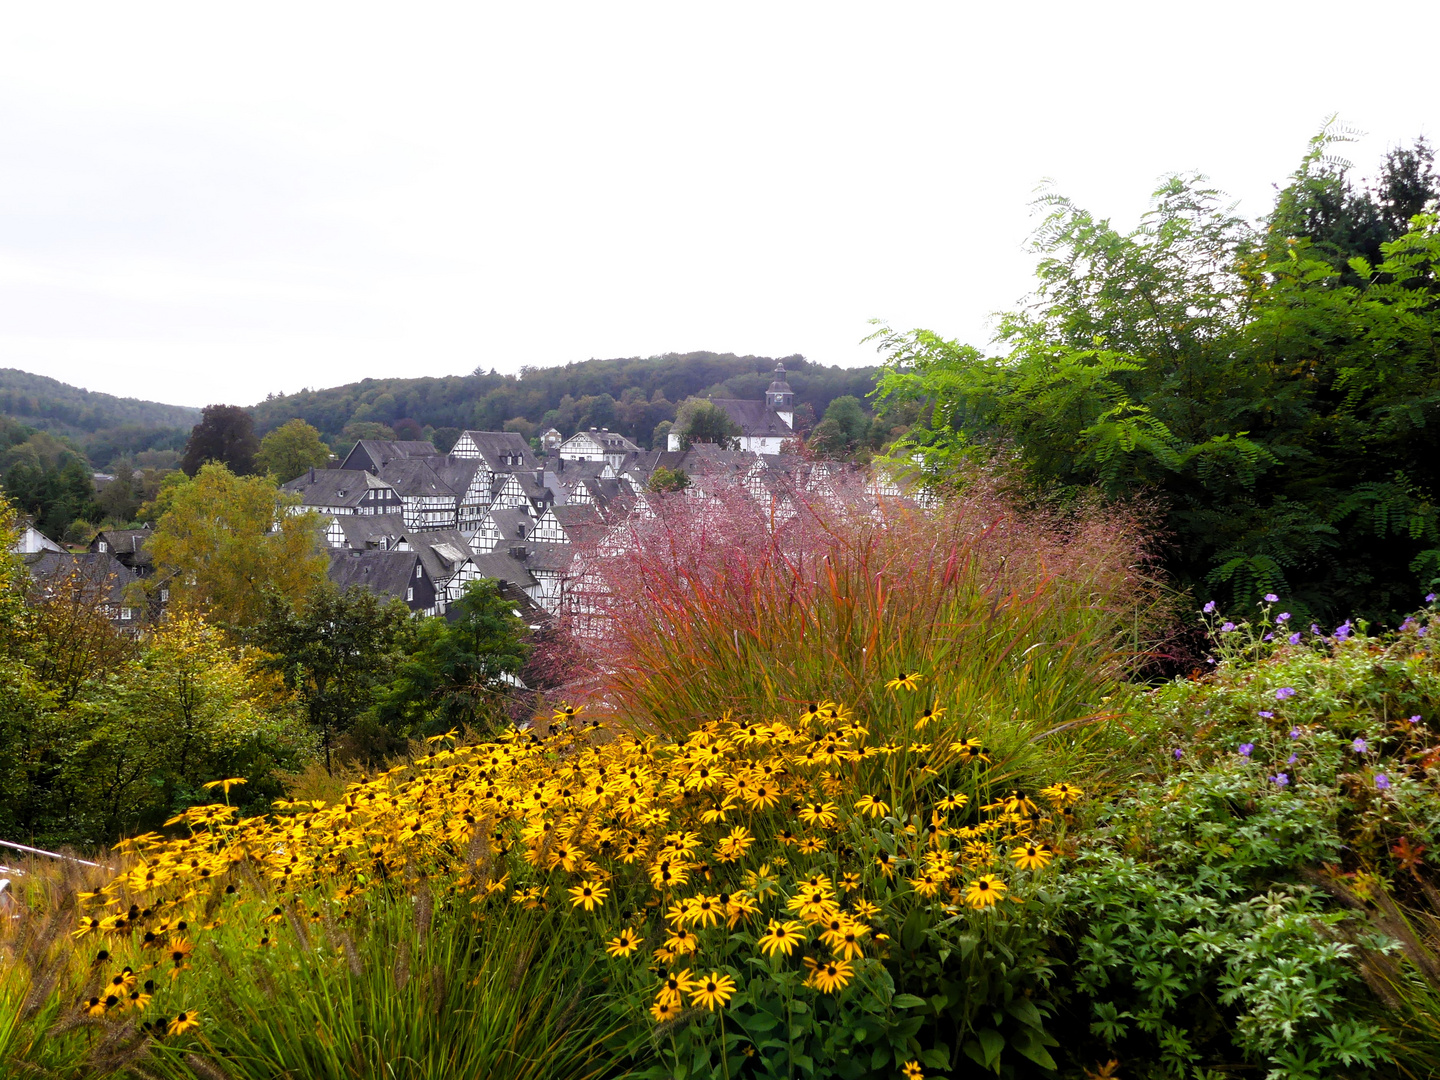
[534,468,544,486]
[309,466,315,482]
[508,544,528,560]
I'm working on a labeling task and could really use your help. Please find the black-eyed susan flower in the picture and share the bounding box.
[168,1010,200,1036]
[885,672,922,692]
[757,919,807,958]
[650,998,678,1023]
[606,927,642,957]
[853,794,890,819]
[1011,843,1054,871]
[1040,781,1083,808]
[965,874,1008,909]
[656,968,697,1007]
[902,1061,924,1080]
[689,971,736,1011]
[808,958,854,993]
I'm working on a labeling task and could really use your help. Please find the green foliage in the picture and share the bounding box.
[674,398,744,450]
[180,404,259,478]
[647,465,691,493]
[373,579,530,742]
[254,418,332,483]
[252,584,411,773]
[875,133,1440,624]
[0,429,102,539]
[252,352,877,451]
[148,464,328,629]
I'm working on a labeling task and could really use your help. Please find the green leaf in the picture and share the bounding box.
[1010,1028,1058,1071]
[1005,998,1044,1030]
[744,1012,779,1033]
[891,994,928,1010]
[964,1028,1005,1072]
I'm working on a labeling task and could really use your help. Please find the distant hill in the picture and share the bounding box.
[251,351,881,451]
[0,368,200,467]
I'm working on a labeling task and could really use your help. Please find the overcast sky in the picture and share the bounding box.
[0,3,1433,408]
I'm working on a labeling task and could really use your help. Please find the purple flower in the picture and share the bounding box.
[1204,600,1217,614]
[1173,748,1183,760]
[1427,593,1437,604]
[1287,753,1298,764]
[1264,593,1279,603]
[1276,687,1297,701]
[1375,774,1391,790]
[1421,627,1430,638]
[1410,715,1422,724]
[1401,618,1417,632]
[1259,710,1274,718]
[1263,633,1274,642]
[1238,743,1255,758]
[1276,612,1291,623]
[1271,773,1289,787]
[1289,727,1301,739]
[1288,632,1301,645]
[1335,621,1354,641]
[1352,737,1368,754]
[1221,622,1236,633]
[1311,624,1321,635]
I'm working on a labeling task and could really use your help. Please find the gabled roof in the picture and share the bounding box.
[11,525,64,554]
[560,428,642,454]
[551,504,607,546]
[485,506,535,542]
[379,458,457,498]
[282,469,394,509]
[429,457,482,494]
[23,552,134,605]
[471,550,539,589]
[522,543,574,573]
[328,549,425,601]
[709,399,794,438]
[402,530,475,582]
[334,514,408,550]
[455,431,540,472]
[340,439,440,473]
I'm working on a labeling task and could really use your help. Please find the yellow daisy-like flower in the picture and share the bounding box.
[807,957,854,993]
[965,874,1008,909]
[689,971,737,1011]
[1040,781,1083,808]
[568,880,609,911]
[650,998,679,1023]
[902,1061,924,1080]
[657,968,698,1007]
[605,927,642,957]
[757,919,807,958]
[885,672,922,692]
[797,802,839,828]
[914,703,945,729]
[910,873,940,898]
[936,792,968,813]
[957,738,989,763]
[853,795,891,819]
[1011,843,1054,871]
[201,777,247,795]
[167,1009,201,1036]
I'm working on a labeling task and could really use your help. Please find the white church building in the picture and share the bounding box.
[667,362,797,455]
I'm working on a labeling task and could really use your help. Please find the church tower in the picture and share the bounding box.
[765,363,795,429]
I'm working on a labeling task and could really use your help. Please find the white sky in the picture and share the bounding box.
[0,2,1433,408]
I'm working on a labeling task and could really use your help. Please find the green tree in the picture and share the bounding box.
[874,134,1440,623]
[374,579,529,739]
[255,419,333,483]
[647,466,691,494]
[252,584,410,773]
[181,404,259,477]
[673,398,742,450]
[148,464,328,629]
[820,395,870,446]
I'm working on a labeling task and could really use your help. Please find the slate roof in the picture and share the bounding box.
[402,530,475,583]
[24,552,134,605]
[283,469,393,509]
[522,544,574,573]
[334,513,408,550]
[379,458,456,498]
[486,506,536,542]
[328,549,423,600]
[471,551,539,590]
[551,504,607,546]
[457,431,540,472]
[709,399,794,438]
[430,457,483,495]
[560,428,642,454]
[340,439,440,473]
[92,528,154,571]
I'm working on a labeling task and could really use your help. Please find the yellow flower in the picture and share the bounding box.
[820,916,870,960]
[853,795,890,819]
[650,998,679,1023]
[568,880,609,911]
[1040,781,1083,808]
[757,919,807,957]
[657,968,698,1007]
[807,957,854,993]
[797,802,839,828]
[201,777,247,795]
[665,928,699,955]
[936,792,968,813]
[1011,843,1054,871]
[689,971,736,1011]
[167,1009,201,1036]
[902,1061,924,1080]
[914,703,945,729]
[885,672,922,692]
[606,928,642,957]
[957,738,989,763]
[841,872,861,892]
[965,874,1008,909]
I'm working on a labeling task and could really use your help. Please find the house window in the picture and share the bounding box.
[120,607,134,621]
[161,587,170,602]
[406,587,414,602]
[414,564,422,578]
[97,541,108,552]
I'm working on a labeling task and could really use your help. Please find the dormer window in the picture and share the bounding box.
[97,541,108,552]
[414,564,422,578]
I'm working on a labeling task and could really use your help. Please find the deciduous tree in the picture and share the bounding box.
[255,418,332,483]
[181,404,259,477]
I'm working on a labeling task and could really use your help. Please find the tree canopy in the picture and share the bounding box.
[181,404,259,477]
[875,127,1440,624]
[673,398,742,450]
[255,418,333,483]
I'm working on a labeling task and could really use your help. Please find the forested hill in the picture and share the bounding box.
[250,352,881,450]
[0,368,200,432]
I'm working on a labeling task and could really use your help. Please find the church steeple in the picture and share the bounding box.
[765,363,794,428]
